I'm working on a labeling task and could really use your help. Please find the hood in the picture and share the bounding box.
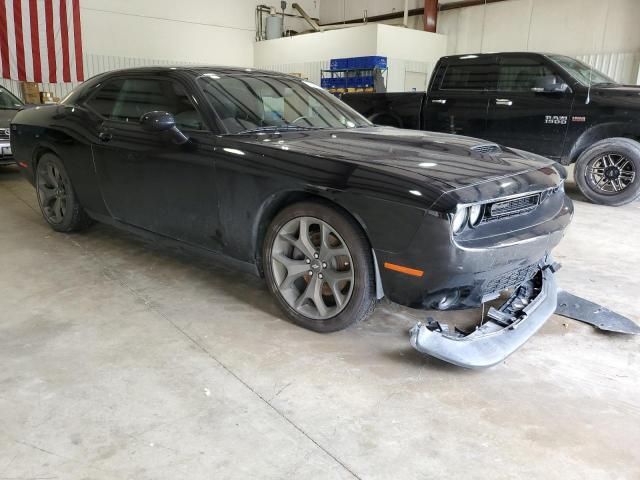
[0,108,19,128]
[590,84,640,105]
[244,126,555,193]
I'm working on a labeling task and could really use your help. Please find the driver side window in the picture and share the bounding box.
[85,77,207,131]
[498,58,556,92]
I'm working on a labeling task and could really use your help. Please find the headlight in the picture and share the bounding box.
[451,207,468,234]
[469,204,483,227]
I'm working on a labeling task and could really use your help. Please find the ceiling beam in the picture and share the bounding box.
[439,0,510,12]
[319,0,511,27]
[424,0,438,32]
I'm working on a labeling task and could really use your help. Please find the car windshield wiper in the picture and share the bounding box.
[234,125,324,135]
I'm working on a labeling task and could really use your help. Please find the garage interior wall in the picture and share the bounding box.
[254,24,447,91]
[1,0,299,100]
[320,0,640,85]
[438,0,640,84]
[2,0,321,100]
[3,0,639,100]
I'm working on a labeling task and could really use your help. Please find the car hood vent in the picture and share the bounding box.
[471,143,501,155]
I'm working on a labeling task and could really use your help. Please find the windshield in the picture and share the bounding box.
[197,73,371,134]
[0,87,24,109]
[549,55,618,86]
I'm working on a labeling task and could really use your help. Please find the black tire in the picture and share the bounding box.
[263,201,376,333]
[35,153,92,232]
[574,137,640,206]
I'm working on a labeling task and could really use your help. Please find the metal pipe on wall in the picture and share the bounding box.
[403,0,409,27]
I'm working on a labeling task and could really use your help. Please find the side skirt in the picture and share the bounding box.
[86,211,260,277]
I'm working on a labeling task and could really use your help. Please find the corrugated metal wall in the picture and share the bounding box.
[577,51,640,85]
[0,53,199,101]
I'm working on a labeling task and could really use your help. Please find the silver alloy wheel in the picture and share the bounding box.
[37,160,68,224]
[587,153,636,194]
[271,216,354,320]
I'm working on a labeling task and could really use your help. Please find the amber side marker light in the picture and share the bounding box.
[383,262,424,277]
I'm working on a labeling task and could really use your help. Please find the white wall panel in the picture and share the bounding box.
[436,0,640,84]
[319,0,424,24]
[80,1,255,66]
[255,24,447,91]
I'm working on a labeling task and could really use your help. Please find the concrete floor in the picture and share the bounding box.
[1,166,639,480]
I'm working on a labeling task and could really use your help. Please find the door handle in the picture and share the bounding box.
[495,98,513,106]
[431,99,447,104]
[98,131,113,142]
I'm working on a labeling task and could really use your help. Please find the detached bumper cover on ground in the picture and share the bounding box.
[410,266,557,369]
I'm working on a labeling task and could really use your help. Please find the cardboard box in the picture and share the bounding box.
[40,91,54,104]
[20,82,41,104]
[289,72,308,80]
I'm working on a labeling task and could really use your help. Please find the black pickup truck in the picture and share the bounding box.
[342,52,640,206]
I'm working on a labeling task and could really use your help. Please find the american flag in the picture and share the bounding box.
[0,0,83,83]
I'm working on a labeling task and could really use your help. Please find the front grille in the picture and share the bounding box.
[484,193,541,221]
[0,128,9,141]
[471,143,501,154]
[483,264,539,294]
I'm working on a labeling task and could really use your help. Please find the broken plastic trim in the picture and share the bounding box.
[555,290,640,335]
[410,266,557,369]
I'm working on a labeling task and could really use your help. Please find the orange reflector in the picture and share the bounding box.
[383,262,424,277]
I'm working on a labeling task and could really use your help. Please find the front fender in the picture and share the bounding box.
[567,121,640,163]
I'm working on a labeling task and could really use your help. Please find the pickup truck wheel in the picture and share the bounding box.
[36,153,92,232]
[263,201,376,333]
[575,138,640,206]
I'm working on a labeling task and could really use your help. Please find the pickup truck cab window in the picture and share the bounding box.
[497,58,557,92]
[440,62,497,91]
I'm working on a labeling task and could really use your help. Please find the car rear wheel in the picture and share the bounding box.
[263,201,376,332]
[36,153,91,232]
[575,138,640,206]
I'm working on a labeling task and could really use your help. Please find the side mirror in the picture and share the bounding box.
[532,75,570,94]
[140,110,189,144]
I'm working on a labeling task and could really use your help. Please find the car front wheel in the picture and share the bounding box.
[575,138,640,206]
[263,201,376,333]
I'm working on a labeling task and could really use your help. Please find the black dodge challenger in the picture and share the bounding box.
[10,67,573,367]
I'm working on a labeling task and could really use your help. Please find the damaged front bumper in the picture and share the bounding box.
[409,265,558,369]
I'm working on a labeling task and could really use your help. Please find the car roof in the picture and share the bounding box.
[440,52,552,61]
[93,65,300,78]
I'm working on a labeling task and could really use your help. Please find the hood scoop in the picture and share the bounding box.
[470,143,501,155]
